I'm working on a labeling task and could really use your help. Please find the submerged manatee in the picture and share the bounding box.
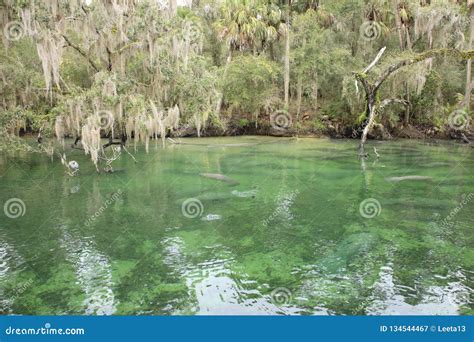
[320,232,377,274]
[175,192,233,205]
[176,189,256,206]
[200,173,239,186]
[207,143,257,147]
[385,175,433,182]
[231,189,258,198]
[198,192,234,201]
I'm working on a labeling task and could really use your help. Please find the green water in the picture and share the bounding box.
[0,137,473,315]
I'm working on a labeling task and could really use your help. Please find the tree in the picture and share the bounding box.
[222,55,280,125]
[291,7,341,119]
[355,48,474,153]
[465,0,474,109]
[283,0,290,108]
[214,0,282,113]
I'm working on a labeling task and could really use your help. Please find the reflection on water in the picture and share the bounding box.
[0,239,26,312]
[185,250,301,315]
[59,225,116,315]
[368,263,471,315]
[0,137,472,315]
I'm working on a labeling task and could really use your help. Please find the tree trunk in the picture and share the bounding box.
[311,72,318,112]
[392,1,410,125]
[169,0,177,17]
[296,37,306,120]
[404,81,410,125]
[359,93,376,155]
[296,74,302,119]
[465,2,474,110]
[356,48,474,153]
[283,1,291,109]
[392,0,404,50]
[215,50,232,114]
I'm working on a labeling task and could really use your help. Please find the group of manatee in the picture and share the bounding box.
[177,173,258,221]
[183,156,433,222]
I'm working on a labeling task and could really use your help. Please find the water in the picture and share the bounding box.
[0,137,472,315]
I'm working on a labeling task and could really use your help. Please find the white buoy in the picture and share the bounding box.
[68,160,79,170]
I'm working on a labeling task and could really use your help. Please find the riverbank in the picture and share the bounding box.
[13,117,473,146]
[170,120,473,144]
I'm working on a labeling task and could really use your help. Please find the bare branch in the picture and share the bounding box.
[62,35,99,72]
[354,48,474,154]
[374,49,474,91]
[363,46,386,74]
[378,98,409,110]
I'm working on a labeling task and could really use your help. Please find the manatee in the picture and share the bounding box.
[385,175,433,182]
[207,143,256,147]
[200,173,239,185]
[175,192,233,205]
[69,185,80,194]
[231,189,258,198]
[319,232,377,274]
[420,162,451,167]
[198,192,234,201]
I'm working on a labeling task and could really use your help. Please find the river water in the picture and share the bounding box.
[0,137,472,315]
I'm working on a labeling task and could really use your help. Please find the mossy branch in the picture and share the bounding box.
[62,35,99,72]
[354,48,474,154]
[374,48,474,91]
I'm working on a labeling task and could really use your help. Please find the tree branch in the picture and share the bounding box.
[62,35,99,72]
[374,49,474,91]
[354,48,474,154]
[363,46,386,74]
[378,98,409,110]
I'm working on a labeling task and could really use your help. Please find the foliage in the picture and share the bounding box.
[223,55,280,121]
[0,0,473,167]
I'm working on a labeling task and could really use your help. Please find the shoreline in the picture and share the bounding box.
[17,131,472,143]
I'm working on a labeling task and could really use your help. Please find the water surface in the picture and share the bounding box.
[0,137,472,315]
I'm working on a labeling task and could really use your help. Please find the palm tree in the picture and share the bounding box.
[215,0,285,54]
[214,0,281,113]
